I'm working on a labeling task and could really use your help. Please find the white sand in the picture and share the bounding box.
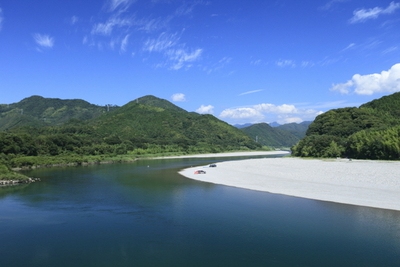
[179,157,400,211]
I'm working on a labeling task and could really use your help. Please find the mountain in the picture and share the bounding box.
[276,121,311,139]
[292,92,400,160]
[89,95,260,152]
[269,122,281,127]
[0,95,115,130]
[0,95,261,166]
[234,123,253,129]
[240,122,300,148]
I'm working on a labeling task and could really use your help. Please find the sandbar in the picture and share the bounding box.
[179,157,400,211]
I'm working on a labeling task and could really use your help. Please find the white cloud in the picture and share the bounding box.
[70,16,79,25]
[33,33,55,48]
[196,105,214,114]
[239,89,263,96]
[219,103,323,124]
[330,63,400,95]
[276,59,296,68]
[220,107,264,121]
[120,34,130,52]
[107,0,134,13]
[91,17,132,35]
[171,93,186,102]
[0,8,4,31]
[167,48,203,70]
[349,1,400,23]
[320,0,348,10]
[143,32,179,52]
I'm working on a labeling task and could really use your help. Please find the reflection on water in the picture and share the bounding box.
[0,156,399,267]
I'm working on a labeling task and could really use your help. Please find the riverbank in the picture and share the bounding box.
[156,150,290,159]
[179,157,400,211]
[0,177,41,186]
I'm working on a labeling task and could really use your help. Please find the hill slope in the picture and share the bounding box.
[0,95,261,168]
[0,95,113,130]
[240,123,300,147]
[292,92,400,159]
[90,95,260,152]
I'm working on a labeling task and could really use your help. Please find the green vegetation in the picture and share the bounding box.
[240,122,310,148]
[292,92,400,160]
[0,163,29,181]
[0,95,262,170]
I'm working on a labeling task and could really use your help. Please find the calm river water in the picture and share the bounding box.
[1,156,400,267]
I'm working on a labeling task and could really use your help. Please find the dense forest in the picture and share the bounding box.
[291,92,400,160]
[0,95,262,176]
[240,122,311,148]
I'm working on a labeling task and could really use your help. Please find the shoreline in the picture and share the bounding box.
[179,157,400,211]
[155,150,290,159]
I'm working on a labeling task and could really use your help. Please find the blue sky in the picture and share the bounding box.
[1,0,400,125]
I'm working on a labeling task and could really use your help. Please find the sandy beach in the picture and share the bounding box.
[179,157,400,211]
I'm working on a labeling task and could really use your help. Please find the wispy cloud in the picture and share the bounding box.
[0,8,3,31]
[144,32,202,70]
[33,33,55,49]
[70,15,79,25]
[239,89,263,96]
[349,1,400,23]
[168,48,202,70]
[330,63,400,95]
[340,43,355,52]
[85,0,203,70]
[320,0,348,11]
[171,93,186,102]
[382,46,398,55]
[106,0,134,13]
[143,32,179,52]
[276,59,296,68]
[196,105,214,114]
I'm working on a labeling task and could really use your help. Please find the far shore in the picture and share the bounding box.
[155,150,290,159]
[179,157,400,211]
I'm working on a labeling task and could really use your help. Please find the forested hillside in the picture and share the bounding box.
[292,92,400,160]
[0,95,115,130]
[0,95,261,171]
[240,123,300,148]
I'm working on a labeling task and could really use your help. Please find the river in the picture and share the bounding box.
[1,156,399,266]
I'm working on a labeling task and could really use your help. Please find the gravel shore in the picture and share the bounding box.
[179,157,400,211]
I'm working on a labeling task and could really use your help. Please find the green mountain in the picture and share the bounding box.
[240,123,300,148]
[90,95,260,152]
[0,95,261,168]
[0,95,114,130]
[292,92,400,160]
[276,121,311,139]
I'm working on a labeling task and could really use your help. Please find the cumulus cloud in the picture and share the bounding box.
[33,33,55,48]
[349,1,400,23]
[171,93,186,102]
[330,63,400,95]
[220,107,264,121]
[219,103,323,124]
[196,105,214,114]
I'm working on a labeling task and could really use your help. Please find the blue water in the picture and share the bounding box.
[1,157,400,266]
